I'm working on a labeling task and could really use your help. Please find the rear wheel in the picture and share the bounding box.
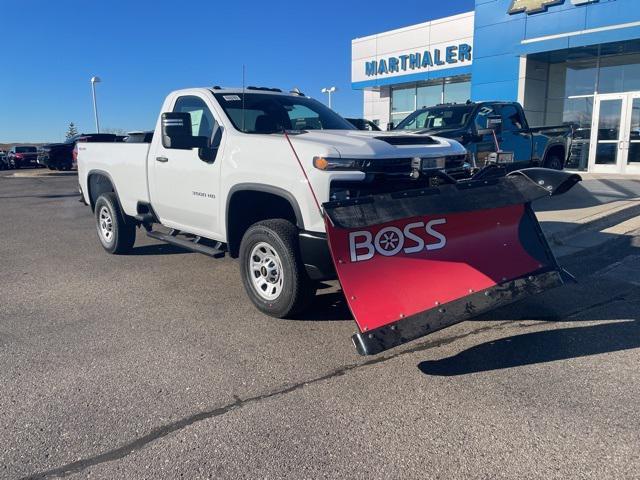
[94,192,136,254]
[544,152,564,170]
[239,219,316,318]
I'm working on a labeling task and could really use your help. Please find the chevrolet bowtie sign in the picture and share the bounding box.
[509,0,598,15]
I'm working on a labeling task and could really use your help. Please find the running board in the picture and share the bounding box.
[146,230,226,258]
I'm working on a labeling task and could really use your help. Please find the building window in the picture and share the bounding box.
[391,87,415,114]
[444,80,471,104]
[416,84,441,109]
[390,75,471,126]
[598,53,640,94]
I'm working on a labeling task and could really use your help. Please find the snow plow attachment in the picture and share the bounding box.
[323,168,581,356]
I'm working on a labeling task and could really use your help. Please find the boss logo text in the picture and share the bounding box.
[348,219,447,263]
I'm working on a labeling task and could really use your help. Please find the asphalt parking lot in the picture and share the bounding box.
[1,170,639,479]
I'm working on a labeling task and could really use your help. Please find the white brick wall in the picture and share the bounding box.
[351,12,474,84]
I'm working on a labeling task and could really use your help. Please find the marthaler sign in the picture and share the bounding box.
[364,43,472,77]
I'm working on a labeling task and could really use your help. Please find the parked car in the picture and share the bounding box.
[7,146,39,169]
[345,118,382,131]
[39,134,118,171]
[0,151,8,170]
[393,101,573,177]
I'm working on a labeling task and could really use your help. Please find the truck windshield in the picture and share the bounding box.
[213,92,355,133]
[395,105,474,131]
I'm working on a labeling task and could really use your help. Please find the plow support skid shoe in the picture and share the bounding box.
[323,168,581,356]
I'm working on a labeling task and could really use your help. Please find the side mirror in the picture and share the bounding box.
[161,112,208,150]
[476,115,503,137]
[487,115,503,133]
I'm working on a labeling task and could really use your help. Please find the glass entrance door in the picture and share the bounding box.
[626,95,640,174]
[590,92,640,173]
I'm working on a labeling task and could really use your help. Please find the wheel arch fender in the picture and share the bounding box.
[225,183,305,258]
[87,169,123,213]
[542,141,566,165]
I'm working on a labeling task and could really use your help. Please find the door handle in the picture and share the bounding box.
[156,156,168,163]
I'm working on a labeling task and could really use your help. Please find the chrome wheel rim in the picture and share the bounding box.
[249,242,284,301]
[98,206,114,243]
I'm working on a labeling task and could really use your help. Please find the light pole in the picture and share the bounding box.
[90,76,101,133]
[321,86,337,109]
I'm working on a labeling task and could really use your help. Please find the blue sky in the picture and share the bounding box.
[0,0,475,142]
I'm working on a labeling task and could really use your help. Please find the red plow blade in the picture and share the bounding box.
[323,169,580,355]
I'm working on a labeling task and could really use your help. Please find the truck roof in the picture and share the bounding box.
[208,86,306,97]
[425,101,519,108]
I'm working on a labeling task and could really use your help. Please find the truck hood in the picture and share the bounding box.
[398,128,467,140]
[289,129,466,158]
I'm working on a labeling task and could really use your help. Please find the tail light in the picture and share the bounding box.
[15,153,24,159]
[72,145,78,168]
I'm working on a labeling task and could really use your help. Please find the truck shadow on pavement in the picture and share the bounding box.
[417,319,639,376]
[293,289,353,322]
[128,244,193,256]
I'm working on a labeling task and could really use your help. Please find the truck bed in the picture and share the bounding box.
[528,124,573,136]
[77,143,151,216]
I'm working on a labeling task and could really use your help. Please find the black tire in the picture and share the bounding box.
[94,192,136,254]
[544,153,564,170]
[239,219,316,318]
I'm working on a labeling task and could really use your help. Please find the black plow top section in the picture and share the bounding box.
[323,168,581,229]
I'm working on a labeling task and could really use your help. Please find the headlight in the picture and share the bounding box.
[420,157,446,170]
[313,156,366,171]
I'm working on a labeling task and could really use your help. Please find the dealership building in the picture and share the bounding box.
[352,0,640,174]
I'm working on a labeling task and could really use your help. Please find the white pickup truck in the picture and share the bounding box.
[78,86,468,317]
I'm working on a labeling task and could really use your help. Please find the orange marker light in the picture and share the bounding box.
[313,156,329,170]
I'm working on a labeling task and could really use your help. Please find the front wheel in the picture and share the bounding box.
[239,219,316,318]
[94,192,136,254]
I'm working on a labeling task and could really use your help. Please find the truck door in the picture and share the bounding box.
[149,95,224,238]
[498,104,533,164]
